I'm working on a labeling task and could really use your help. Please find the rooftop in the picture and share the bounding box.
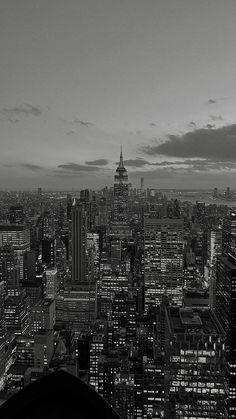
[0,225,26,231]
[166,307,224,336]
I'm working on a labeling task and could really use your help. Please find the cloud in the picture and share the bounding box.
[205,124,215,129]
[85,159,108,166]
[3,163,44,171]
[129,160,236,183]
[129,165,236,189]
[210,115,224,121]
[72,118,93,127]
[57,163,101,172]
[121,158,150,167]
[152,159,236,171]
[188,121,197,128]
[151,159,203,167]
[129,167,177,180]
[0,104,42,121]
[207,99,217,104]
[141,124,236,161]
[21,163,43,171]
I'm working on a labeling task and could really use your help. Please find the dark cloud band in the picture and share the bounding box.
[85,159,108,166]
[141,124,236,161]
[0,104,42,121]
[58,163,101,172]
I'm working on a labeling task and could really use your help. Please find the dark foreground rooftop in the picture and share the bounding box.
[0,370,121,419]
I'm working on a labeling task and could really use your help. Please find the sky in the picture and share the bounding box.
[1,0,236,190]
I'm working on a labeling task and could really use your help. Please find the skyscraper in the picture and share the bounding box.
[42,237,56,268]
[0,281,5,339]
[222,211,236,256]
[216,253,236,418]
[89,320,107,391]
[113,373,135,419]
[9,206,24,225]
[56,283,96,335]
[71,202,87,283]
[144,218,184,310]
[113,147,129,223]
[30,298,55,335]
[0,225,30,285]
[45,268,58,299]
[165,307,225,418]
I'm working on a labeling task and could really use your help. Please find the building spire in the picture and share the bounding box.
[115,145,128,183]
[119,144,124,168]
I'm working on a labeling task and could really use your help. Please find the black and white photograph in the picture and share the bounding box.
[0,1,235,417]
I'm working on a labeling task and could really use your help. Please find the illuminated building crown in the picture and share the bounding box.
[114,146,128,183]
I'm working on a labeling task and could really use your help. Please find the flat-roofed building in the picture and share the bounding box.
[165,307,225,418]
[144,218,184,310]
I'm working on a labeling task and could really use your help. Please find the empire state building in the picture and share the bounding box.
[113,147,129,223]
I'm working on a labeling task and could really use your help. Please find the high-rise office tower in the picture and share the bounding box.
[30,298,55,335]
[97,197,108,227]
[80,190,91,230]
[209,227,222,309]
[98,273,128,319]
[56,283,96,335]
[23,250,36,281]
[112,291,136,346]
[191,226,207,276]
[89,196,98,230]
[165,307,225,418]
[144,218,184,310]
[0,225,30,247]
[77,332,90,373]
[113,373,135,419]
[80,189,90,203]
[216,253,236,418]
[71,202,87,283]
[194,201,206,226]
[14,336,35,367]
[42,211,55,239]
[0,281,5,339]
[24,280,42,307]
[0,243,20,295]
[45,268,58,299]
[9,206,24,225]
[87,232,100,282]
[42,237,56,268]
[98,348,130,408]
[0,225,30,284]
[210,228,223,266]
[110,239,122,270]
[34,330,54,369]
[4,290,30,336]
[89,320,107,391]
[141,360,165,419]
[222,211,236,256]
[113,147,129,223]
[140,177,144,190]
[67,194,73,222]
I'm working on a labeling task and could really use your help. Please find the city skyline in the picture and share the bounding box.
[1,0,236,189]
[0,145,234,416]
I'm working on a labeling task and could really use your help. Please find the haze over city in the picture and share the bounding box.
[1,0,236,189]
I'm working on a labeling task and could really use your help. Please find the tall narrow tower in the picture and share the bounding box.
[71,202,87,282]
[113,147,129,223]
[144,218,184,310]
